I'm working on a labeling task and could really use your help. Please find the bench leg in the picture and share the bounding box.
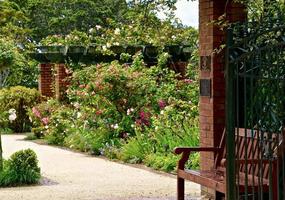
[177,177,185,200]
[215,191,224,200]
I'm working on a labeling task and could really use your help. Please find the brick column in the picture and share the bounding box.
[55,64,69,101]
[199,0,246,196]
[39,63,54,98]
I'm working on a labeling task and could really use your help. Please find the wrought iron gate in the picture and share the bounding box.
[225,23,285,199]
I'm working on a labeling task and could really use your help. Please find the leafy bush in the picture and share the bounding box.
[0,86,40,132]
[24,132,38,140]
[0,149,41,186]
[0,111,12,134]
[0,38,15,69]
[0,38,39,89]
[119,132,152,163]
[44,105,74,145]
[28,99,61,128]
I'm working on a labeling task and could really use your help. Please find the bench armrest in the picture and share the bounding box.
[174,147,221,169]
[174,147,221,155]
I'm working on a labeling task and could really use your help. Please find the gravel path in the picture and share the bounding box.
[0,134,201,200]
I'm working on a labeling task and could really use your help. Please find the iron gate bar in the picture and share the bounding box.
[226,28,236,200]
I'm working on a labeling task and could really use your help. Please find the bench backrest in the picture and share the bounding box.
[217,128,283,179]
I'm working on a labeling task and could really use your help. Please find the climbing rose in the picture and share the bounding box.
[9,113,17,122]
[183,79,193,84]
[158,100,166,109]
[41,117,49,125]
[32,107,41,118]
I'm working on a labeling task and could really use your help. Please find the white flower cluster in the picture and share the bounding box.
[114,28,120,35]
[8,109,17,122]
[127,108,134,115]
[111,124,119,129]
[73,102,80,109]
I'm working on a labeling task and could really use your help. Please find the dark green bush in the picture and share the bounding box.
[0,149,41,186]
[0,86,40,132]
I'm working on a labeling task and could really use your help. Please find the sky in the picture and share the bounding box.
[157,0,199,28]
[174,0,198,28]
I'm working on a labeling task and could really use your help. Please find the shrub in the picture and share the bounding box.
[28,99,62,139]
[0,111,13,134]
[0,38,39,88]
[0,149,41,186]
[64,126,111,155]
[0,86,40,133]
[24,132,38,140]
[144,153,179,172]
[119,132,152,164]
[44,105,74,145]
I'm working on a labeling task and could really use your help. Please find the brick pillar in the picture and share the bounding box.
[199,0,246,197]
[39,63,54,98]
[55,64,69,101]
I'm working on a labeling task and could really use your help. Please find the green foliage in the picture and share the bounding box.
[0,111,11,135]
[119,133,152,164]
[41,30,90,46]
[11,0,128,42]
[0,86,40,132]
[0,38,15,68]
[89,18,198,47]
[0,0,30,42]
[144,153,179,172]
[0,149,41,186]
[64,126,111,155]
[230,1,285,132]
[24,132,38,140]
[28,99,61,136]
[44,105,74,145]
[0,38,39,88]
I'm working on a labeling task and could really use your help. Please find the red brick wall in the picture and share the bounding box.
[55,64,69,101]
[199,0,246,171]
[39,63,54,98]
[39,63,69,100]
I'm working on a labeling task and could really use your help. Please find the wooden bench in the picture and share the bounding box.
[174,128,283,200]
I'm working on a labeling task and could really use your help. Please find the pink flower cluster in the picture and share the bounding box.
[32,107,41,118]
[136,111,151,126]
[183,79,193,84]
[158,100,166,109]
[41,117,49,125]
[32,107,49,126]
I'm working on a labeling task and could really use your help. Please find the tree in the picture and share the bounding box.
[0,0,30,42]
[10,0,128,42]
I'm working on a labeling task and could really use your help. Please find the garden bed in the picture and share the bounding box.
[27,53,200,172]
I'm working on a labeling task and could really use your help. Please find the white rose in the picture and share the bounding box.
[114,28,120,35]
[8,108,16,114]
[77,112,82,118]
[9,113,17,122]
[74,102,80,109]
[89,28,94,33]
[114,124,119,129]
